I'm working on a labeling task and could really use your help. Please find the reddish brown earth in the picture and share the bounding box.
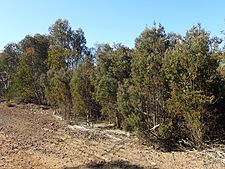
[0,102,224,169]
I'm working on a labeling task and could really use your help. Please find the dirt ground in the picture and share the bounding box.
[0,102,224,169]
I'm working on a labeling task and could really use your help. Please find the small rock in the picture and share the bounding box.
[57,138,64,142]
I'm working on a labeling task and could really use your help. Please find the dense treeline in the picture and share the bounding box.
[0,19,225,148]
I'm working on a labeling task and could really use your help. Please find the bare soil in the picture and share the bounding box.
[0,102,224,169]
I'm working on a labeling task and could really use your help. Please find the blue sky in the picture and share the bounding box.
[0,0,224,50]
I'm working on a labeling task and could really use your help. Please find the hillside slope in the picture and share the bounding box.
[0,103,224,169]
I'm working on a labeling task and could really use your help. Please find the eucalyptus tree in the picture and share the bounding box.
[13,34,49,104]
[42,19,89,119]
[0,43,20,97]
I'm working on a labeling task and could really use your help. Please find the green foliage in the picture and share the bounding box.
[94,44,131,127]
[1,19,225,148]
[49,19,88,68]
[156,121,174,140]
[46,46,68,70]
[162,25,223,147]
[0,43,20,96]
[42,68,72,119]
[70,58,100,118]
[125,24,169,139]
[13,48,37,102]
[11,34,49,104]
[117,80,134,129]
[41,19,90,119]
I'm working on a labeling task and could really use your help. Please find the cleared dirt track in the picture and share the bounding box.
[0,102,224,169]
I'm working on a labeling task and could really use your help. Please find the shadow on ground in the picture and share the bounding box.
[65,160,159,169]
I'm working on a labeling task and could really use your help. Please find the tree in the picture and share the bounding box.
[13,34,49,104]
[70,57,100,123]
[41,45,72,118]
[49,19,87,69]
[41,19,90,119]
[162,25,224,147]
[94,44,132,128]
[0,43,20,97]
[1,18,225,148]
[42,68,73,119]
[127,24,169,139]
[117,79,135,131]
